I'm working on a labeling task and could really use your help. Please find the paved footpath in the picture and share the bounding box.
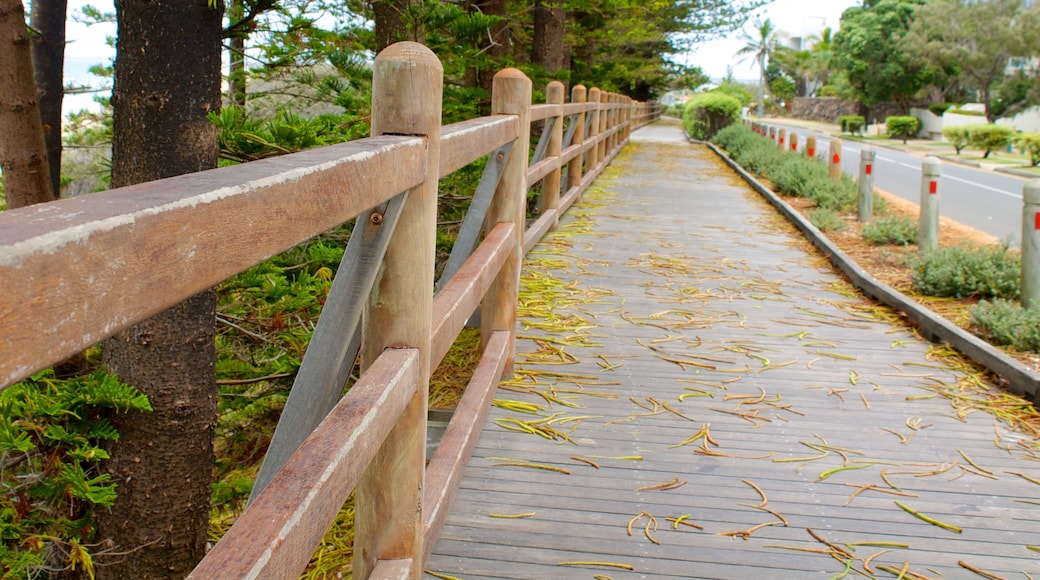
[425,120,1040,579]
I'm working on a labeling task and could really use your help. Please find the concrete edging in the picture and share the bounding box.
[705,141,1040,403]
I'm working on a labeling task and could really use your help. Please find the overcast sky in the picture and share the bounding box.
[685,0,860,81]
[60,0,863,113]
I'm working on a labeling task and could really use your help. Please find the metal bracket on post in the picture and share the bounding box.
[248,190,409,504]
[436,142,514,291]
[530,117,556,165]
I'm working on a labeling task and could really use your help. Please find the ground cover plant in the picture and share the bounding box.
[713,124,1037,364]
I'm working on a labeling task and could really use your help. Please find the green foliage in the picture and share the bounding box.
[928,102,954,116]
[971,300,1040,353]
[911,245,1021,299]
[942,125,973,154]
[885,116,920,144]
[1015,133,1040,166]
[713,80,755,107]
[947,108,985,117]
[210,106,368,164]
[862,215,918,246]
[839,115,865,135]
[969,124,1015,159]
[817,85,839,97]
[831,0,930,107]
[769,76,796,103]
[712,124,859,212]
[808,207,846,232]
[683,92,742,140]
[0,369,151,577]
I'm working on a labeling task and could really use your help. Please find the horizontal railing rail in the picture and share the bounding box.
[0,41,660,580]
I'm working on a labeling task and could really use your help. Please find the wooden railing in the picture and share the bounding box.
[0,42,660,579]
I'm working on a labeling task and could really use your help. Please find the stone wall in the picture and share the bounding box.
[790,97,860,122]
[791,97,910,124]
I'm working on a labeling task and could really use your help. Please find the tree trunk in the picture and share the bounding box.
[96,1,222,577]
[0,0,55,208]
[373,0,423,52]
[228,0,246,107]
[29,0,66,201]
[532,0,566,77]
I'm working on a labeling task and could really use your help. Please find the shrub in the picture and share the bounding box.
[942,125,973,154]
[969,125,1015,159]
[0,369,152,576]
[839,115,865,135]
[862,215,918,246]
[947,108,985,116]
[713,124,859,212]
[683,92,742,141]
[928,103,954,116]
[971,300,1040,353]
[817,85,839,97]
[1015,132,1040,166]
[886,116,920,144]
[911,245,1021,299]
[808,207,846,232]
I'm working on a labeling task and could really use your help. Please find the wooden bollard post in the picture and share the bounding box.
[807,134,817,158]
[777,128,786,152]
[356,41,442,580]
[790,132,799,153]
[919,157,941,252]
[1023,181,1040,307]
[539,81,564,229]
[769,126,776,143]
[568,85,586,197]
[858,146,876,222]
[482,68,532,370]
[598,89,608,163]
[586,87,601,173]
[828,138,843,180]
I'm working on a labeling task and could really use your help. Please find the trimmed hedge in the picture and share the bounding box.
[683,93,742,141]
[839,115,865,135]
[886,116,920,144]
[942,125,973,154]
[1015,133,1040,166]
[911,245,1021,300]
[969,125,1014,159]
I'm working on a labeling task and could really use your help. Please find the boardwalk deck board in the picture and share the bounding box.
[426,121,1040,579]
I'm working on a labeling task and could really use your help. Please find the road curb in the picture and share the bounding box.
[706,141,1040,403]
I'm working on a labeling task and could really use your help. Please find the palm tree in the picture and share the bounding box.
[806,27,835,93]
[735,18,780,117]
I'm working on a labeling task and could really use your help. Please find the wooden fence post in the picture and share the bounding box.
[587,88,601,174]
[541,80,564,229]
[568,85,586,196]
[482,68,532,375]
[598,89,608,164]
[355,41,442,580]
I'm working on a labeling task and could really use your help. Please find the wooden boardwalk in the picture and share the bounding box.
[425,121,1040,579]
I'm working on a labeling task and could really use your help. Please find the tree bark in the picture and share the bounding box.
[0,0,55,208]
[97,0,222,577]
[29,0,66,200]
[373,0,423,52]
[532,0,566,76]
[227,0,246,107]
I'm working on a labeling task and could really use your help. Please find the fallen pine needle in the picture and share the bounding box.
[493,462,571,475]
[667,515,704,530]
[570,456,600,469]
[894,501,961,533]
[489,512,535,519]
[958,560,1007,580]
[558,562,634,570]
[742,478,768,507]
[635,477,682,492]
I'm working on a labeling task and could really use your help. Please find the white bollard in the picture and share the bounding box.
[1023,181,1040,308]
[919,157,942,252]
[858,146,876,222]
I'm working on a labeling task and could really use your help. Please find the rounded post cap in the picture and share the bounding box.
[922,156,942,176]
[374,41,442,73]
[861,146,876,160]
[1025,180,1040,204]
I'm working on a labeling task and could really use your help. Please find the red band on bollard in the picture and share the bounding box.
[832,154,840,163]
[929,181,937,194]
[792,143,798,151]
[866,164,872,175]
[780,138,785,144]
[809,148,815,157]
[1035,211,1040,230]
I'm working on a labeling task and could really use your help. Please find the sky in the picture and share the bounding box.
[685,0,861,82]
[60,0,861,113]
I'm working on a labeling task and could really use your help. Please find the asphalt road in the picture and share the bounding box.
[764,120,1030,245]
